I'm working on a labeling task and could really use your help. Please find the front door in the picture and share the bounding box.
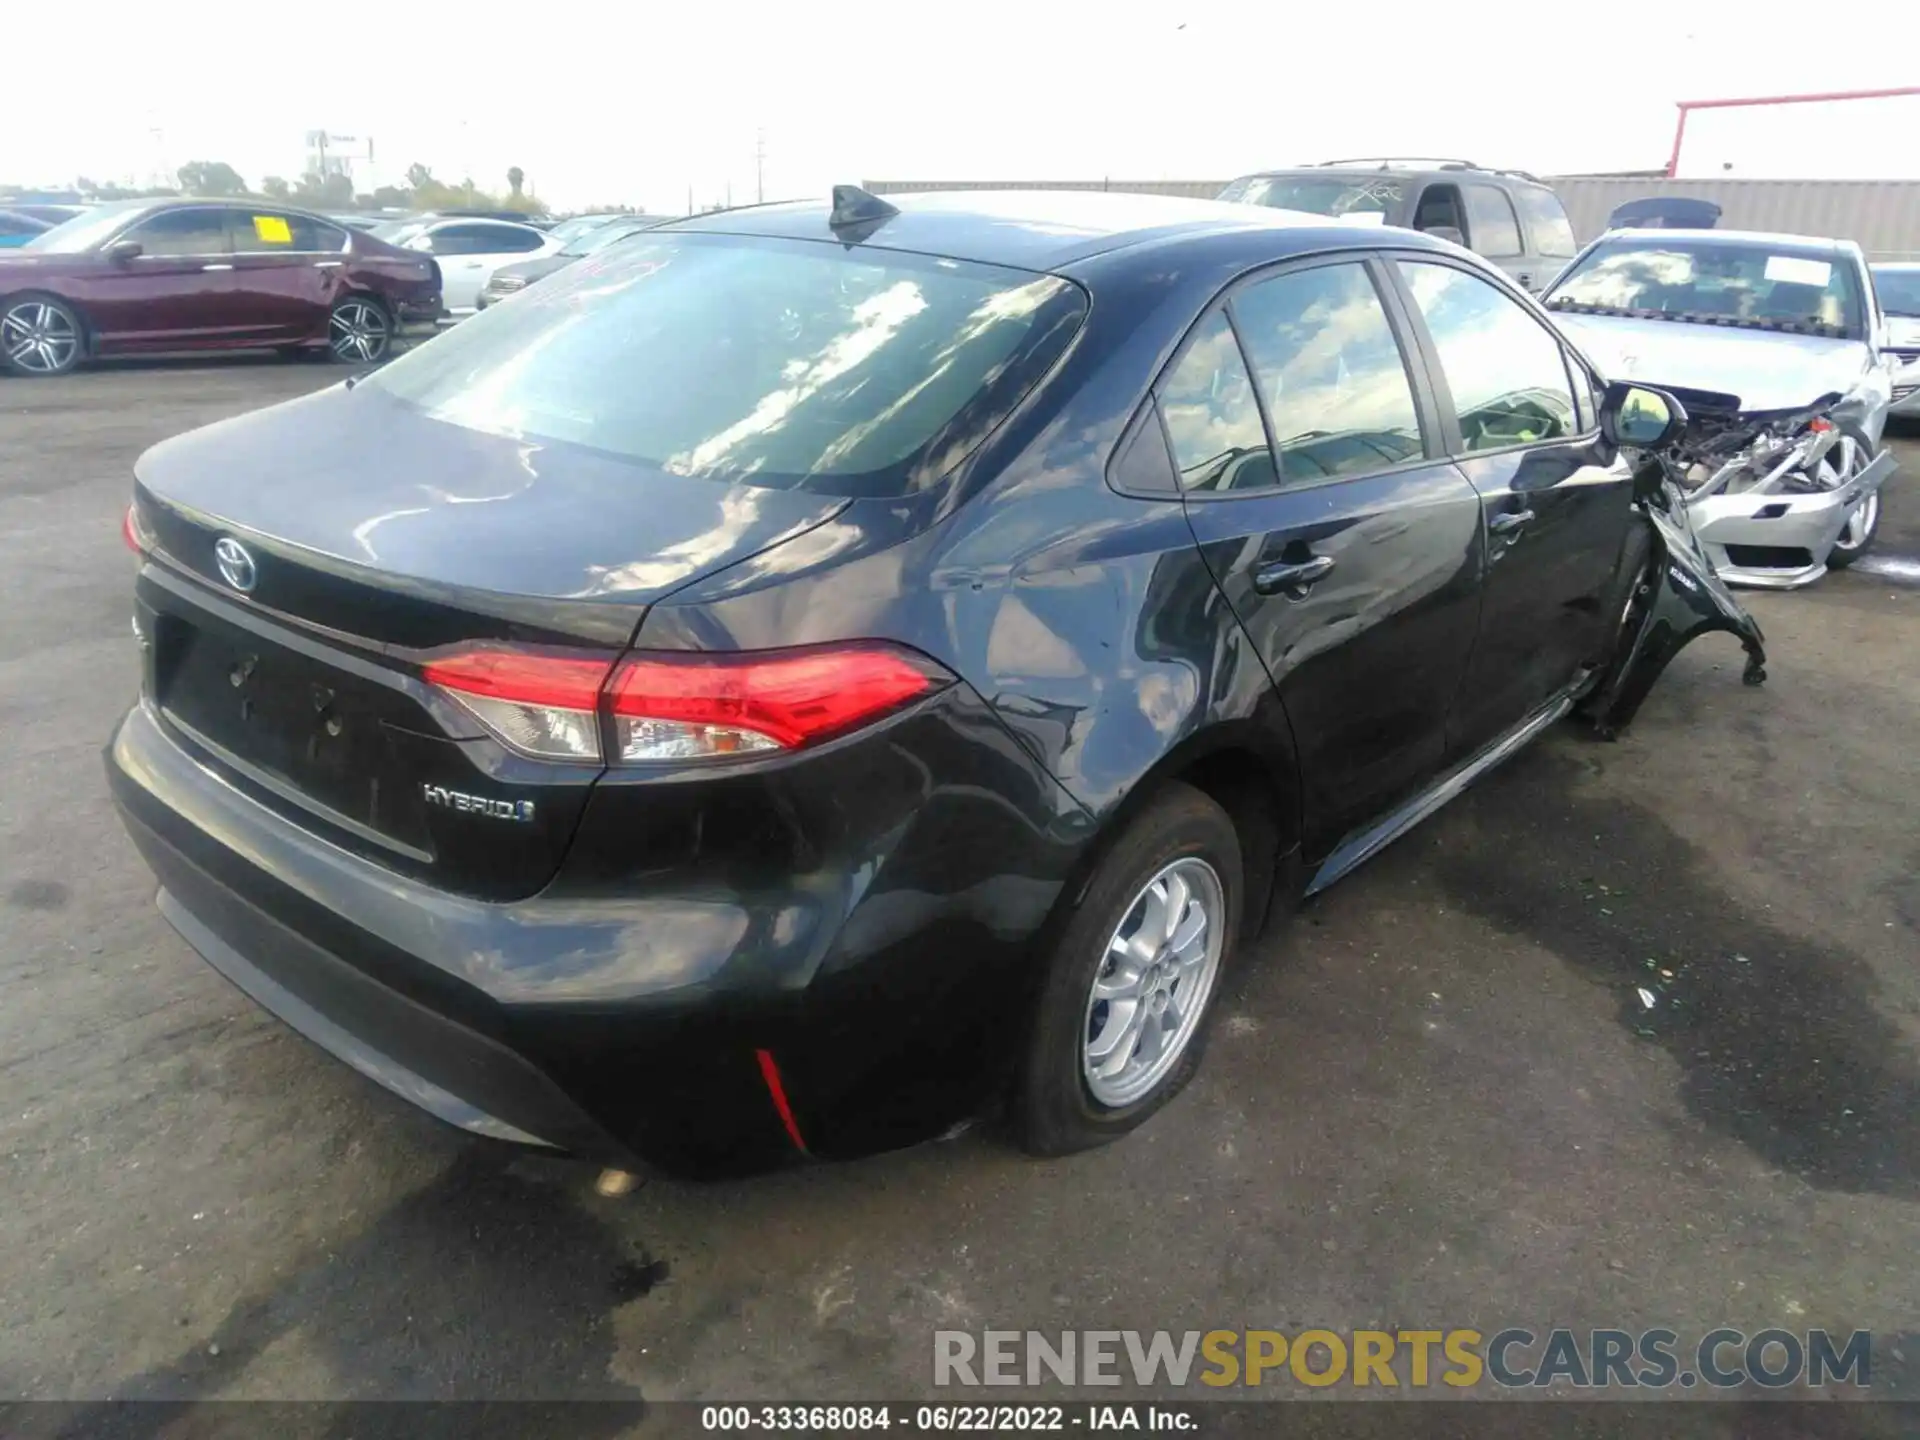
[1390,257,1638,760]
[1170,258,1486,857]
[90,207,244,348]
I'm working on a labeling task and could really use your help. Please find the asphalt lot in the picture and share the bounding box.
[2,358,1918,1430]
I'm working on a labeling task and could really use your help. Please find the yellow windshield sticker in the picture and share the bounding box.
[252,215,292,245]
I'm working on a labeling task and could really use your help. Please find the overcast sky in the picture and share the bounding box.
[8,1,1919,212]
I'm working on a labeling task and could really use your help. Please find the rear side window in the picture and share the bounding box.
[1514,187,1577,257]
[1158,311,1274,493]
[1462,185,1523,257]
[1230,263,1424,484]
[365,233,1088,497]
[232,211,347,252]
[1398,261,1577,451]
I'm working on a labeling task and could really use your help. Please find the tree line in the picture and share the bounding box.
[61,161,553,216]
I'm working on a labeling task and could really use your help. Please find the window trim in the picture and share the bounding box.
[1383,250,1599,463]
[1138,250,1449,504]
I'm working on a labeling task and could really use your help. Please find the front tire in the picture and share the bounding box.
[1,294,85,376]
[1826,488,1880,569]
[1016,783,1243,1156]
[327,296,391,365]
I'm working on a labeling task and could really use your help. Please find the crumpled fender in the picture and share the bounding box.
[1581,472,1768,739]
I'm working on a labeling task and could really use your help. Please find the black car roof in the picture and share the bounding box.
[655,188,1429,272]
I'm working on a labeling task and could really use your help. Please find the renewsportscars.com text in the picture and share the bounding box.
[933,1328,1872,1390]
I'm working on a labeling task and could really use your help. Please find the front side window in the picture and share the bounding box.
[364,232,1088,497]
[1462,186,1523,257]
[1514,187,1577,258]
[1874,267,1920,318]
[469,223,544,254]
[124,208,232,257]
[1547,238,1864,338]
[425,225,496,256]
[1398,261,1577,452]
[1230,263,1424,484]
[1157,311,1274,493]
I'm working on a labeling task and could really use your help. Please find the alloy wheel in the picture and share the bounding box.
[1835,489,1880,553]
[1082,857,1225,1108]
[2,301,80,374]
[328,300,389,363]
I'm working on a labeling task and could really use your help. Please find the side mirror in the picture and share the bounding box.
[1424,225,1467,247]
[103,238,143,263]
[1599,381,1687,450]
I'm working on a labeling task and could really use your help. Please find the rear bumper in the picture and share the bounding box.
[106,686,1085,1173]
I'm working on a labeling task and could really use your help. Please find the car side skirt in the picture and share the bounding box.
[1303,682,1581,899]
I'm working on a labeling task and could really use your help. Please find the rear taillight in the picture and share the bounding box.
[421,644,948,765]
[122,502,150,555]
[420,649,608,761]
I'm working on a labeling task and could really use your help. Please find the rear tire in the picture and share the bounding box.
[1,294,86,376]
[1015,783,1243,1156]
[327,296,391,365]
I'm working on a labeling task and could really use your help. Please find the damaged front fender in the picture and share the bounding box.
[1581,473,1768,739]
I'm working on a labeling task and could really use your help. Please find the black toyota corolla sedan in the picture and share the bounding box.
[107,188,1764,1176]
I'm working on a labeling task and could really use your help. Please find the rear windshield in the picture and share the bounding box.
[1548,238,1865,338]
[365,232,1087,496]
[1218,174,1399,224]
[1875,268,1920,318]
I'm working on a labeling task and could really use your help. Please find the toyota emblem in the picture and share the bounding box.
[213,537,258,593]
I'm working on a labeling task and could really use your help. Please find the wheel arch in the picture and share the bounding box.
[1064,722,1302,944]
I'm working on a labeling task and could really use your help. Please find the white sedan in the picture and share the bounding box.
[372,217,561,317]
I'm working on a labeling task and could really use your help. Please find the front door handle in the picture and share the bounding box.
[1253,554,1336,598]
[201,263,234,272]
[1489,508,1536,536]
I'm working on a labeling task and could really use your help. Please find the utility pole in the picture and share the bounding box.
[755,128,766,204]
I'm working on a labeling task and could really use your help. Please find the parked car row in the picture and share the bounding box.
[0,200,669,374]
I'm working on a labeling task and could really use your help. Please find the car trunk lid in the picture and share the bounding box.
[131,384,850,900]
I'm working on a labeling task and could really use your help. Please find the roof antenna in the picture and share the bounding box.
[829,184,899,237]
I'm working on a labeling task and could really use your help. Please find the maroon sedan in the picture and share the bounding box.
[0,198,442,376]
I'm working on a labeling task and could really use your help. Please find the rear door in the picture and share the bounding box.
[1389,255,1636,761]
[1171,257,1486,856]
[225,209,347,340]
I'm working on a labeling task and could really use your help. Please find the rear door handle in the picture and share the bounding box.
[1253,554,1336,597]
[201,263,234,272]
[1489,509,1536,536]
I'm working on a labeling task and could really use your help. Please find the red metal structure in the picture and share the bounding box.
[1667,86,1920,176]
